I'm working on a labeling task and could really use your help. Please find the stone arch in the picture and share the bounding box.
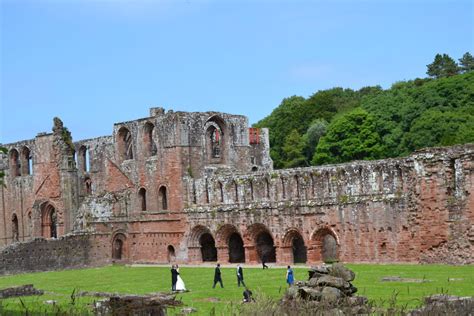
[205,115,226,164]
[40,202,57,238]
[12,213,19,242]
[143,122,157,157]
[112,232,127,261]
[216,224,245,263]
[246,223,276,263]
[9,149,20,177]
[117,126,133,161]
[158,186,168,210]
[282,228,307,263]
[188,225,217,262]
[20,146,32,176]
[310,227,340,263]
[138,187,147,211]
[167,245,176,263]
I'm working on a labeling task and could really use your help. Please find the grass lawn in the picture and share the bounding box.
[0,264,473,315]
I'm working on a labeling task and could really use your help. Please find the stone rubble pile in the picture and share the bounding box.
[284,263,369,314]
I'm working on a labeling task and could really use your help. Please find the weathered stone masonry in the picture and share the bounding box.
[0,107,472,274]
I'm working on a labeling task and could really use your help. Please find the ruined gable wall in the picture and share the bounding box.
[184,144,473,264]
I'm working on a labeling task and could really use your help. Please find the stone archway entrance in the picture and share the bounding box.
[256,231,276,263]
[41,203,57,238]
[310,227,339,263]
[322,234,338,262]
[228,232,245,263]
[281,229,307,264]
[167,245,176,263]
[112,233,127,260]
[200,233,218,262]
[292,234,307,263]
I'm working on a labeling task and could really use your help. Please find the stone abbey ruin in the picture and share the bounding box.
[0,108,473,274]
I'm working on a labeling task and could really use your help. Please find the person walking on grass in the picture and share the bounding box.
[286,265,294,286]
[236,264,246,287]
[213,263,224,288]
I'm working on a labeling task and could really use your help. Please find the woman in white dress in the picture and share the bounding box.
[175,265,186,291]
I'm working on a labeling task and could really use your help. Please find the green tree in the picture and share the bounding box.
[458,52,474,73]
[426,53,460,78]
[281,129,307,168]
[312,108,383,165]
[304,119,328,161]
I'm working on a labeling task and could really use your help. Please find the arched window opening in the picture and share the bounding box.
[167,245,176,263]
[85,177,92,195]
[112,234,126,260]
[200,233,217,262]
[294,176,300,198]
[117,127,133,161]
[292,234,307,263]
[158,186,168,210]
[218,182,224,203]
[256,231,276,263]
[228,233,245,263]
[251,166,258,172]
[20,147,32,176]
[144,123,157,157]
[138,188,147,211]
[281,178,286,199]
[250,181,254,201]
[205,117,226,163]
[27,212,32,237]
[12,214,19,242]
[41,204,57,238]
[322,234,338,263]
[9,149,20,177]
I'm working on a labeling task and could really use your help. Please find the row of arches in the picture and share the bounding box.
[137,186,168,211]
[189,224,339,264]
[9,147,32,177]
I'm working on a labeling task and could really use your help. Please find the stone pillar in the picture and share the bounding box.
[278,246,293,265]
[244,245,258,264]
[187,246,201,263]
[217,246,229,263]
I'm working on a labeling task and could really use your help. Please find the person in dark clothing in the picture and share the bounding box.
[171,264,178,291]
[213,263,224,288]
[261,255,269,269]
[242,288,254,303]
[236,264,246,287]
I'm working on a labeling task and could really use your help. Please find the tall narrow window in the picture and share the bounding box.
[138,188,147,211]
[158,186,168,210]
[265,178,270,199]
[281,178,286,199]
[9,149,20,177]
[219,182,224,203]
[12,214,19,242]
[294,175,300,198]
[20,147,32,175]
[117,127,133,161]
[144,122,157,157]
[205,116,226,163]
[234,181,239,203]
[85,177,92,195]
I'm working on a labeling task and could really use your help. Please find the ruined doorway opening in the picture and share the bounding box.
[20,146,32,176]
[144,122,157,157]
[292,234,307,263]
[322,234,338,263]
[200,233,217,262]
[41,204,57,238]
[12,214,19,242]
[256,231,276,263]
[228,233,245,263]
[112,234,126,260]
[167,245,176,263]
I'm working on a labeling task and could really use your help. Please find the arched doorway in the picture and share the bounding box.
[167,245,176,263]
[41,203,57,238]
[228,233,245,263]
[112,234,127,260]
[200,233,218,262]
[12,214,19,242]
[311,227,339,263]
[256,231,276,263]
[292,234,307,263]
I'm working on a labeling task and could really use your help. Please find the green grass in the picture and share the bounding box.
[0,264,473,315]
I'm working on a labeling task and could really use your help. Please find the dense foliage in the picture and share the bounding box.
[254,53,474,168]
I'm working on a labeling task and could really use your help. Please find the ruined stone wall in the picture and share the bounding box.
[184,144,473,264]
[0,234,110,275]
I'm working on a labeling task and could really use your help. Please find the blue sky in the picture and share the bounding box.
[1,0,473,144]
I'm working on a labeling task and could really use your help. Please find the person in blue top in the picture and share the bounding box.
[286,265,294,286]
